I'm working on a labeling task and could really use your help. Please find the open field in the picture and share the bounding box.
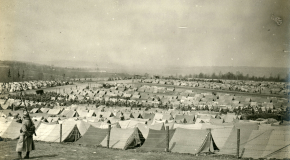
[0,140,243,160]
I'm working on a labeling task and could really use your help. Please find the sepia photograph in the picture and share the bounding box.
[0,0,289,159]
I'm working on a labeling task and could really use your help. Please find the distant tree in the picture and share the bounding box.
[8,68,11,78]
[212,73,217,79]
[277,74,280,81]
[38,72,44,80]
[199,73,204,78]
[17,70,20,80]
[144,73,149,78]
[22,70,25,79]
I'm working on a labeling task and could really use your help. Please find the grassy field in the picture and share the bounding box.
[0,140,245,160]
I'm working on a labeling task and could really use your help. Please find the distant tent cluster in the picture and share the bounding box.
[1,105,290,159]
[0,80,289,159]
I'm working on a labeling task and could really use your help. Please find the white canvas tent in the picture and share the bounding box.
[169,128,219,154]
[100,127,143,150]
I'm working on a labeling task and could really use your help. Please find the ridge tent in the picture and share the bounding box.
[53,106,66,110]
[139,128,176,152]
[88,122,117,129]
[173,123,203,130]
[132,113,142,119]
[197,114,212,119]
[86,117,99,123]
[259,125,290,131]
[219,122,258,155]
[34,123,57,141]
[0,119,13,137]
[46,117,60,123]
[60,110,78,118]
[0,112,6,118]
[223,114,238,123]
[142,113,155,120]
[1,120,22,139]
[40,108,50,113]
[30,108,42,114]
[118,120,131,129]
[61,120,90,136]
[31,116,44,121]
[195,118,211,123]
[260,129,290,159]
[107,116,120,124]
[77,110,89,118]
[169,128,219,154]
[30,113,50,119]
[47,109,61,115]
[0,99,10,110]
[136,123,150,139]
[164,122,175,130]
[76,125,108,146]
[102,112,114,119]
[100,127,143,150]
[174,114,184,122]
[40,122,81,142]
[87,110,96,117]
[149,122,165,130]
[210,118,224,124]
[183,115,195,123]
[162,114,174,121]
[123,112,134,119]
[242,129,273,159]
[201,124,234,149]
[151,119,167,125]
[119,119,147,129]
[153,113,163,121]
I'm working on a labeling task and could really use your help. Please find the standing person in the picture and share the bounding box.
[16,111,35,159]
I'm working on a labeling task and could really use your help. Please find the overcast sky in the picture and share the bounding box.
[0,0,289,69]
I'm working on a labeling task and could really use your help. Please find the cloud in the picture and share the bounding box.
[0,0,289,70]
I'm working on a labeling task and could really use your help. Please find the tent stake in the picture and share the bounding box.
[166,126,169,152]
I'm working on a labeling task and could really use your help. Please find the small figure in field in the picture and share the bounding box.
[16,111,36,159]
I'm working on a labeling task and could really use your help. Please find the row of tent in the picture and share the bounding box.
[0,80,71,93]
[1,106,276,127]
[56,83,289,110]
[138,79,288,95]
[0,115,289,159]
[1,82,288,114]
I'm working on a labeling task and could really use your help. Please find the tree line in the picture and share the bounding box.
[166,71,288,82]
[0,61,130,82]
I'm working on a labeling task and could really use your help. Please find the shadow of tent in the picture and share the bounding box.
[29,154,58,159]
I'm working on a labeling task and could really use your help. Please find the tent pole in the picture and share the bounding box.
[74,125,77,142]
[237,129,240,159]
[60,123,62,143]
[107,124,111,148]
[166,126,169,152]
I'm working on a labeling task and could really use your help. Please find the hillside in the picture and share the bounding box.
[0,61,130,82]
